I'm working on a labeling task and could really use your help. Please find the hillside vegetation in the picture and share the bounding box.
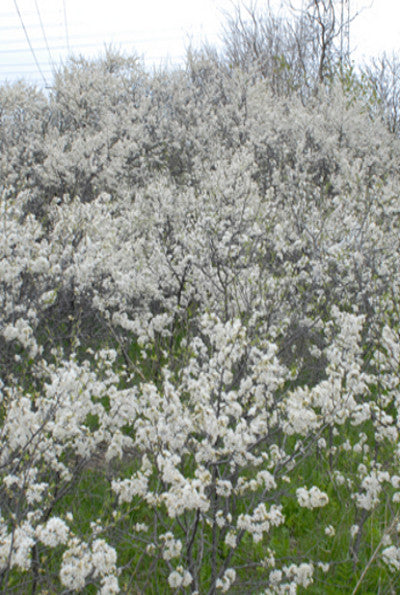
[1,4,400,592]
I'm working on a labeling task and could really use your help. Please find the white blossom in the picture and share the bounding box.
[382,546,400,572]
[36,517,69,547]
[296,487,329,509]
[216,568,236,592]
[324,525,335,538]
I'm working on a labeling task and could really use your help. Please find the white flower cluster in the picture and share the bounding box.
[111,471,150,504]
[237,504,284,543]
[0,521,35,572]
[216,568,236,592]
[60,538,119,593]
[2,318,40,359]
[283,563,314,589]
[167,567,192,588]
[353,469,390,511]
[324,525,335,538]
[160,532,182,560]
[266,562,314,593]
[36,517,69,547]
[296,486,329,509]
[382,545,400,571]
[224,530,237,549]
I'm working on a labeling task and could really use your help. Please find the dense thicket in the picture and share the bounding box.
[1,4,400,592]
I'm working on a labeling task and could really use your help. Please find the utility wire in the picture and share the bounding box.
[12,0,48,85]
[0,32,187,48]
[0,29,192,44]
[0,23,185,36]
[34,0,54,65]
[1,60,54,68]
[62,0,70,53]
[0,34,193,54]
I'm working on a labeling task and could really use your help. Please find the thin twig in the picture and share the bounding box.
[351,515,399,595]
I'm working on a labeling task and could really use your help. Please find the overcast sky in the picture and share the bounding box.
[1,0,399,88]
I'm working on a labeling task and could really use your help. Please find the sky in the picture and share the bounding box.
[1,0,400,88]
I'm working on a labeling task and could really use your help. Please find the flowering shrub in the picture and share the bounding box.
[1,36,400,594]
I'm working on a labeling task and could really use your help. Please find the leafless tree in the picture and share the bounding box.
[361,53,400,135]
[221,1,357,97]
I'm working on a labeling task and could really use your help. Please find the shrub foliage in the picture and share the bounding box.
[1,7,400,593]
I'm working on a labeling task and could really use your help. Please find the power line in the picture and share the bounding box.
[0,23,189,37]
[1,61,54,68]
[0,3,213,88]
[34,0,54,66]
[0,34,196,54]
[62,0,70,53]
[12,0,48,85]
[2,69,54,76]
[0,29,194,45]
[0,23,46,31]
[0,44,69,54]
